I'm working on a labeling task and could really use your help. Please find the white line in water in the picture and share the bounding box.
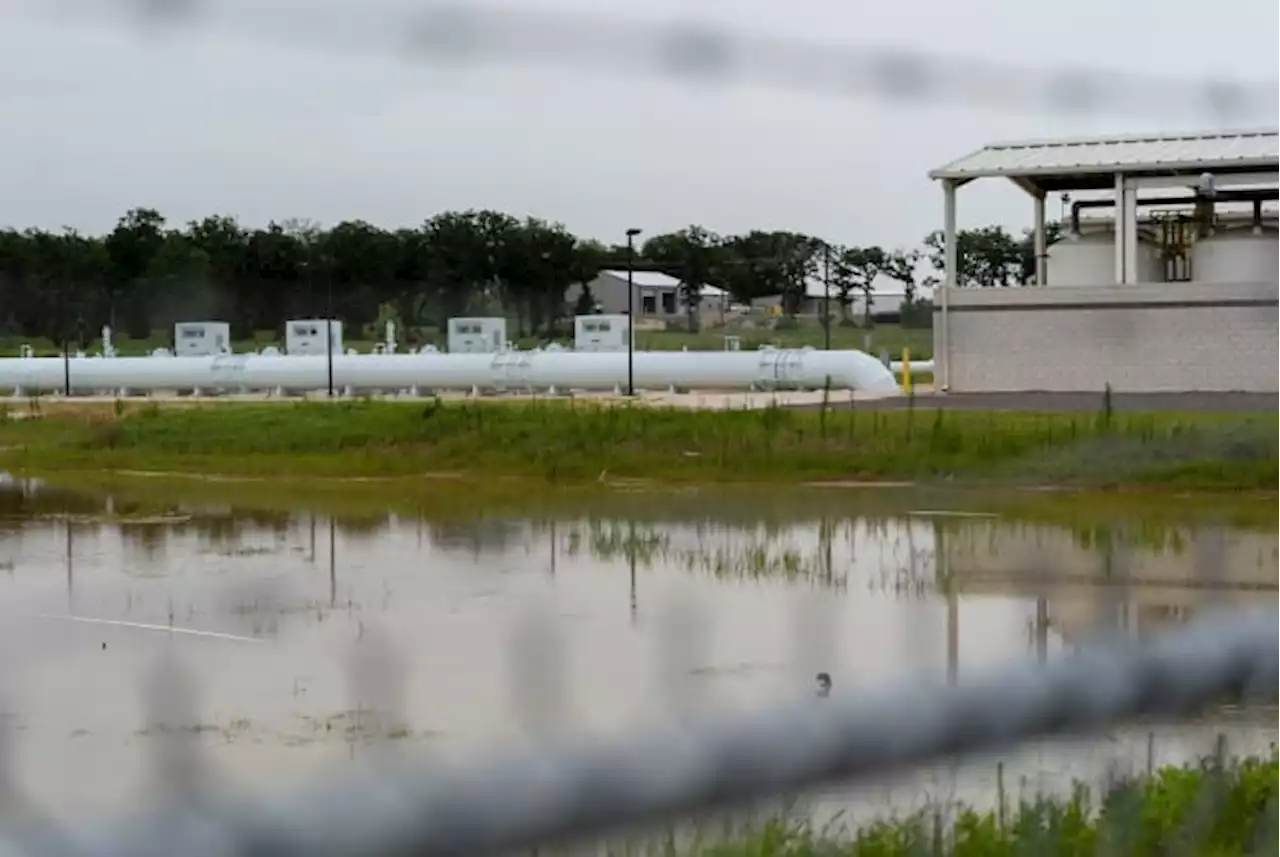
[907,510,1000,519]
[33,614,264,644]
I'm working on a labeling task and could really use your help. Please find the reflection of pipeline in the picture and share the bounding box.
[0,348,901,396]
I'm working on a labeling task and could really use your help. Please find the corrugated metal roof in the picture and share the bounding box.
[930,128,1279,181]
[801,274,931,299]
[599,269,682,288]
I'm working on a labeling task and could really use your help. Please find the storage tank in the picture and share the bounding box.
[1046,231,1162,286]
[1191,231,1280,284]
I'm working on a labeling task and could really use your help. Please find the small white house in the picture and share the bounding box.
[286,318,343,356]
[447,317,507,353]
[174,321,231,357]
[574,314,630,352]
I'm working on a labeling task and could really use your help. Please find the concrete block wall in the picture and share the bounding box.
[932,281,1279,393]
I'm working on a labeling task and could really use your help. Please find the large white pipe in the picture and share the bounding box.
[889,359,936,375]
[0,348,900,396]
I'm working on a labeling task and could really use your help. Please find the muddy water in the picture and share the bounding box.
[0,477,1275,830]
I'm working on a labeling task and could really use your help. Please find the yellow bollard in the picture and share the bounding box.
[902,348,912,395]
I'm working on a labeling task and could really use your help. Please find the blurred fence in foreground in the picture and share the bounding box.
[11,0,1279,122]
[0,607,1274,856]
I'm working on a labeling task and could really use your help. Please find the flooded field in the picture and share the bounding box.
[0,475,1275,830]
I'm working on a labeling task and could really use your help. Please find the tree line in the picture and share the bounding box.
[0,208,1059,345]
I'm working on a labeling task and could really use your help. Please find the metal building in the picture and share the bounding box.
[285,319,344,356]
[574,314,630,352]
[928,127,1279,393]
[173,321,231,357]
[447,317,507,353]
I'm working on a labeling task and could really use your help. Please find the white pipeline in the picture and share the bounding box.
[889,359,936,375]
[0,348,901,396]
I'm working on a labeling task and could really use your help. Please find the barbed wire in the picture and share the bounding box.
[14,0,1279,122]
[0,606,1273,857]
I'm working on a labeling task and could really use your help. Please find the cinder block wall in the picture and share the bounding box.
[931,282,1279,393]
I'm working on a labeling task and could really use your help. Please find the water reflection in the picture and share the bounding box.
[0,478,1274,827]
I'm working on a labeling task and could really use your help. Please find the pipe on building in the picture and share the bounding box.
[0,348,901,397]
[1069,188,1279,235]
[889,360,936,375]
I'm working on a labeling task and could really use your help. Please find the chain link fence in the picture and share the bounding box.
[0,603,1275,856]
[0,4,1277,853]
[11,0,1279,122]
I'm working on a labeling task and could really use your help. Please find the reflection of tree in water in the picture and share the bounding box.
[182,509,293,547]
[862,518,938,599]
[0,479,104,535]
[427,518,534,558]
[334,515,393,540]
[119,521,168,566]
[1072,522,1189,556]
[568,518,851,589]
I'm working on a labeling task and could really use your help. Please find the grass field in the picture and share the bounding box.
[0,324,933,360]
[666,753,1278,856]
[0,398,1273,490]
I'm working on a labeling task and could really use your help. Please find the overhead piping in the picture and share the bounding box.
[1069,188,1279,235]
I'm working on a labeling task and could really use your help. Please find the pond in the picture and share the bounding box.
[0,474,1275,831]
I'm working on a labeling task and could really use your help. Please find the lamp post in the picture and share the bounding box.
[60,303,69,396]
[822,243,832,351]
[325,270,335,399]
[625,227,642,396]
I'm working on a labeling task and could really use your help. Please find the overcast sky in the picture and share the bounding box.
[3,0,1277,251]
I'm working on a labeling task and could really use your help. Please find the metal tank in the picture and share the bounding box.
[1045,232,1163,286]
[1191,232,1280,284]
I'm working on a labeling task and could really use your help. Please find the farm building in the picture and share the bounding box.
[753,276,934,322]
[567,270,724,323]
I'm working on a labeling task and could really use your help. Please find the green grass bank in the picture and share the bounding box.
[617,753,1279,856]
[0,399,1274,491]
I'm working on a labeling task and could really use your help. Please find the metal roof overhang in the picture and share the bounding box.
[932,160,1279,194]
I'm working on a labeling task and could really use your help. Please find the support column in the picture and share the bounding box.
[1033,192,1047,286]
[1122,180,1140,284]
[940,179,957,391]
[1113,172,1127,284]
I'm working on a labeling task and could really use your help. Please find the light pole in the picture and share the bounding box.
[61,315,71,396]
[625,227,642,396]
[325,271,335,399]
[822,243,832,351]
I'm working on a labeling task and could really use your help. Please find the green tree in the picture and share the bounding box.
[148,230,214,338]
[641,226,721,332]
[423,211,498,322]
[499,218,577,336]
[923,225,1023,287]
[244,223,306,337]
[1017,223,1064,284]
[841,246,888,326]
[0,202,1062,351]
[104,207,166,336]
[317,219,398,336]
[717,231,819,315]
